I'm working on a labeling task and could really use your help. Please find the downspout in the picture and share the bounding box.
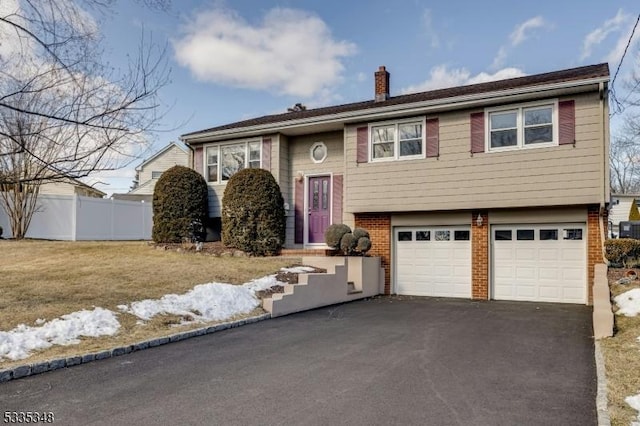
[182,139,195,169]
[599,82,608,264]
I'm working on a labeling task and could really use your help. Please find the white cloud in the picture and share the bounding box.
[422,9,440,49]
[173,6,357,98]
[356,72,367,82]
[491,16,548,70]
[581,9,629,61]
[401,65,526,94]
[605,18,640,65]
[509,16,547,46]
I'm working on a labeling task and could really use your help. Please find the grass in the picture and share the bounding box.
[601,268,640,426]
[0,240,299,369]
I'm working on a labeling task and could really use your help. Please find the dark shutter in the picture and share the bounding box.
[332,174,343,224]
[559,100,576,145]
[470,112,485,154]
[294,178,304,244]
[356,127,368,163]
[194,147,203,175]
[426,118,439,158]
[262,137,272,170]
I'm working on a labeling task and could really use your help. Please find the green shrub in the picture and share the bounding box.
[352,227,370,240]
[340,232,358,255]
[630,199,640,220]
[325,224,351,249]
[222,168,285,256]
[152,165,209,243]
[356,236,372,254]
[604,238,640,266]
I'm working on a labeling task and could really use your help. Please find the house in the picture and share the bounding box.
[181,63,610,305]
[608,193,640,237]
[127,142,189,196]
[39,177,105,198]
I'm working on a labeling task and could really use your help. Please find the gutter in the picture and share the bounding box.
[181,76,610,143]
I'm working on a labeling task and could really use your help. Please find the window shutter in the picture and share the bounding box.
[470,112,485,154]
[356,127,368,163]
[332,174,343,225]
[558,100,575,145]
[294,178,304,244]
[262,137,272,170]
[194,147,203,174]
[426,118,439,158]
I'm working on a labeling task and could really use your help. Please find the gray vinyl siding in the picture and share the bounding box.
[132,145,188,195]
[284,130,345,248]
[345,92,606,213]
[205,134,280,217]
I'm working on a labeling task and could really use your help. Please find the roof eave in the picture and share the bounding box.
[181,76,609,144]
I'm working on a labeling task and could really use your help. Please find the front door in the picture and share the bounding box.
[308,176,331,244]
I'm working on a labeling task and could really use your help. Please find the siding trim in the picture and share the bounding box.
[332,174,343,224]
[470,112,485,154]
[426,118,439,158]
[262,137,272,170]
[294,178,304,244]
[356,127,368,163]
[559,100,576,145]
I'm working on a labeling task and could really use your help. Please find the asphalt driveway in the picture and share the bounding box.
[0,297,596,426]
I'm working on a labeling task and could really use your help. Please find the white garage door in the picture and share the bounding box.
[395,227,471,298]
[492,224,586,304]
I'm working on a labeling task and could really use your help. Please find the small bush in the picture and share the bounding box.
[152,166,209,243]
[604,238,640,266]
[325,224,351,249]
[352,227,370,240]
[340,232,358,255]
[356,236,372,254]
[630,199,640,220]
[222,168,285,256]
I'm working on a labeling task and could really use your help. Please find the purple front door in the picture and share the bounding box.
[308,176,331,244]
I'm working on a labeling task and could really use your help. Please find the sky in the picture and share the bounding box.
[89,0,640,195]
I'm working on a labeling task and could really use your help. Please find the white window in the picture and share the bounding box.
[310,142,328,163]
[205,141,261,183]
[151,171,162,179]
[370,119,425,161]
[486,101,558,152]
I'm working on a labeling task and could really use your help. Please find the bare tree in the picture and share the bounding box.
[610,132,640,194]
[0,0,170,238]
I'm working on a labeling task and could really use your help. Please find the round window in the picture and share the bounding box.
[310,142,327,163]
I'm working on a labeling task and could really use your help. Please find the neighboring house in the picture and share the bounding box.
[39,177,105,198]
[181,63,611,306]
[128,142,189,195]
[609,193,640,237]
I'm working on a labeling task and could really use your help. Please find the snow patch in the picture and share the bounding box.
[0,308,120,361]
[281,266,316,274]
[614,288,640,317]
[626,393,640,426]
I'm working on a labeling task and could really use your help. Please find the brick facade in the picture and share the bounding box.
[355,213,391,294]
[587,205,606,305]
[471,211,489,300]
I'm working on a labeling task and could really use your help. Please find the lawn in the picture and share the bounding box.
[602,268,640,426]
[0,240,299,369]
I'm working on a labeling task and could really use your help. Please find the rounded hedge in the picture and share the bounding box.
[352,227,370,240]
[222,168,285,256]
[356,236,372,253]
[152,165,209,243]
[340,232,358,255]
[325,224,351,249]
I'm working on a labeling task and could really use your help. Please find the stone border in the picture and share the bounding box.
[0,313,271,383]
[595,341,611,426]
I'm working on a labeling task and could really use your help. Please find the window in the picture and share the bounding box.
[540,229,558,240]
[435,230,450,241]
[205,141,261,183]
[487,101,557,151]
[398,231,413,241]
[517,229,535,240]
[310,142,328,163]
[151,171,162,179]
[563,228,583,240]
[416,231,430,241]
[454,230,470,241]
[370,119,425,161]
[494,230,512,241]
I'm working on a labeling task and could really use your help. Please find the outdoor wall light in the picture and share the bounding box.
[476,214,483,227]
[295,171,304,182]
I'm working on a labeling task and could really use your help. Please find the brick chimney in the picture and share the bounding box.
[374,66,390,102]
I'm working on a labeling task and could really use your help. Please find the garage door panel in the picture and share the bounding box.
[395,227,471,298]
[492,223,586,304]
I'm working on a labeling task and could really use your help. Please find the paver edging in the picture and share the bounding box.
[594,341,611,426]
[0,313,271,384]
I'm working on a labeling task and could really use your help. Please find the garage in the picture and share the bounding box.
[491,224,586,304]
[395,226,471,298]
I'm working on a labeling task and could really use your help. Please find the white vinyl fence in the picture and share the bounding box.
[0,194,152,240]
